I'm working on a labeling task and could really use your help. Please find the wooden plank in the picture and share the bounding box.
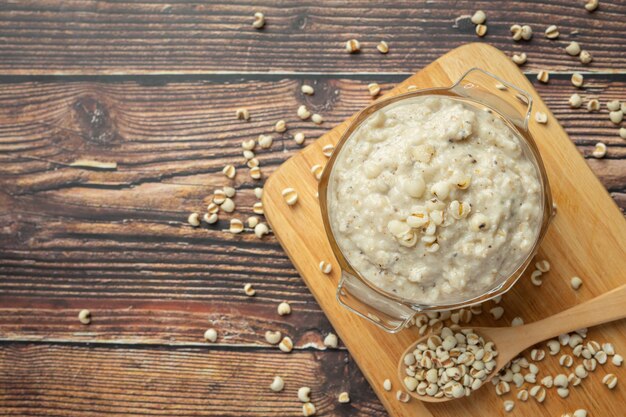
[0,1,625,74]
[612,192,626,212]
[262,43,626,417]
[0,297,334,348]
[0,74,624,347]
[0,343,387,416]
[0,76,623,192]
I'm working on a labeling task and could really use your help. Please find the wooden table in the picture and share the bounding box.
[0,2,624,416]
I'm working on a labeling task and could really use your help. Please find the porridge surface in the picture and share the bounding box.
[327,96,543,304]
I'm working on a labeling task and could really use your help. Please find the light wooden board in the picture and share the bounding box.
[262,43,626,417]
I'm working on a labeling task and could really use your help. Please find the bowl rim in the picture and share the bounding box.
[318,69,554,315]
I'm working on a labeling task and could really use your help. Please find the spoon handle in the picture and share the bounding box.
[522,283,626,349]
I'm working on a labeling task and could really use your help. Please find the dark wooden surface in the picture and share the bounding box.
[0,1,625,73]
[0,2,625,416]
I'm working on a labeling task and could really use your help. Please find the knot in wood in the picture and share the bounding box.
[72,96,119,146]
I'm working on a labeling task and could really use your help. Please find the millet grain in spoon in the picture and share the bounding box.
[402,328,498,399]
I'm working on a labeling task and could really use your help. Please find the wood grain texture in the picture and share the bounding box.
[0,1,625,74]
[262,43,626,417]
[0,343,387,416]
[0,1,625,416]
[0,297,334,348]
[0,74,624,347]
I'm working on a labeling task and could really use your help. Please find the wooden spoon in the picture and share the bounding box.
[397,284,626,402]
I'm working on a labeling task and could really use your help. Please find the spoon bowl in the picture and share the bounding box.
[397,284,626,403]
[397,327,507,403]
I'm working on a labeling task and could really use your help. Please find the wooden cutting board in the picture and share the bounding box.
[262,43,626,417]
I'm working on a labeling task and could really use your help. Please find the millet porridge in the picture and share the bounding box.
[327,95,543,304]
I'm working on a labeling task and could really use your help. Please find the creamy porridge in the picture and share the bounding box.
[327,96,543,304]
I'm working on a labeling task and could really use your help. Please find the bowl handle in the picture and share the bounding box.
[337,271,416,333]
[449,68,533,133]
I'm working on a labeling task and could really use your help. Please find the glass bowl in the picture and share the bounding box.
[318,68,555,333]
